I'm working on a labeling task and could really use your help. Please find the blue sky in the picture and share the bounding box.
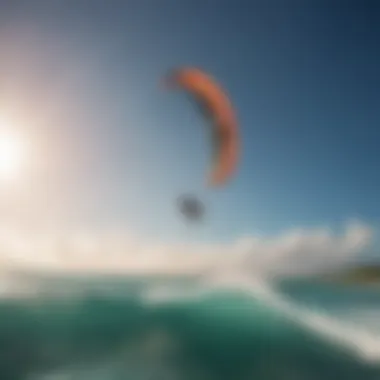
[0,0,379,246]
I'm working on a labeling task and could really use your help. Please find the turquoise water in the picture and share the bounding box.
[1,274,380,380]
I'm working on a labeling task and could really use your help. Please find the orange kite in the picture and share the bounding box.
[164,67,240,187]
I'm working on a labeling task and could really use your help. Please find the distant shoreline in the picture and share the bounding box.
[319,264,380,286]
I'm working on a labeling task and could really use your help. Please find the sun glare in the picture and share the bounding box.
[0,132,25,181]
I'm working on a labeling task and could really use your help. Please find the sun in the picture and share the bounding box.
[0,132,25,181]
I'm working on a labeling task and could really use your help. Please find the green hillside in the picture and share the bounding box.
[322,264,380,285]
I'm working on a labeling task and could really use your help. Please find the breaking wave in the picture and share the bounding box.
[0,270,380,380]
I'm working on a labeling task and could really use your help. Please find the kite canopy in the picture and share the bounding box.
[165,67,240,188]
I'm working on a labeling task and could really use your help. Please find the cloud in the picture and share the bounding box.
[0,220,374,278]
[233,220,374,277]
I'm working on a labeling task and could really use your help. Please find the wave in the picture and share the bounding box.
[0,271,380,380]
[144,273,380,362]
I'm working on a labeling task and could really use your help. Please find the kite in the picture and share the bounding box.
[164,67,240,187]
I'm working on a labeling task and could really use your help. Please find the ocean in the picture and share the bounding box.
[1,272,380,380]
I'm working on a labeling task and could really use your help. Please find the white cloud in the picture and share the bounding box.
[0,220,374,278]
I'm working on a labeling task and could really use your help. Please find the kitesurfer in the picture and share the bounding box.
[163,67,240,222]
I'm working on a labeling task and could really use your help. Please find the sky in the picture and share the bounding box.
[0,0,379,275]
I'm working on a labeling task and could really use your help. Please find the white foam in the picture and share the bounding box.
[205,273,380,364]
[3,260,380,366]
[142,271,380,365]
